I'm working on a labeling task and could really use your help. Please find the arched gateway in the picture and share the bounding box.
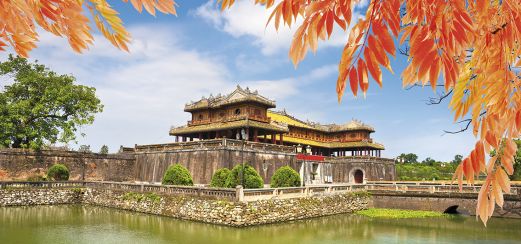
[354,170,364,184]
[349,168,365,184]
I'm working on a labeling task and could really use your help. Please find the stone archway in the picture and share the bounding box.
[354,170,364,184]
[349,167,365,184]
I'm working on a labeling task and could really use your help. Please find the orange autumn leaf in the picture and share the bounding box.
[0,0,176,56]
[4,0,521,227]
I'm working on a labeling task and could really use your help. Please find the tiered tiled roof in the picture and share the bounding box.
[170,119,288,135]
[184,85,276,112]
[268,110,375,132]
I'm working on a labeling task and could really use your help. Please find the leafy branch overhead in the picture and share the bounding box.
[2,0,521,226]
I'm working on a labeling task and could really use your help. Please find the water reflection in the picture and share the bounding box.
[0,205,520,244]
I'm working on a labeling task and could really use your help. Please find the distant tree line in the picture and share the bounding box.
[396,149,521,181]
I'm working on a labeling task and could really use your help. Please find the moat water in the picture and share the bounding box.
[1,205,520,244]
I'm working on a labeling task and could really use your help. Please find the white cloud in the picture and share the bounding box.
[242,64,337,101]
[195,0,364,55]
[10,24,233,151]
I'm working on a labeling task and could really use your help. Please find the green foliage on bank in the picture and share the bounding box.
[47,164,69,181]
[396,162,457,181]
[356,208,446,219]
[225,164,263,189]
[162,164,193,186]
[210,168,231,188]
[270,166,301,188]
[123,192,161,203]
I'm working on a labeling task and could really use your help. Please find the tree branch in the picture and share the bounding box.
[443,111,487,134]
[426,90,453,105]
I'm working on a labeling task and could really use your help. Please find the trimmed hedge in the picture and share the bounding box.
[270,166,301,188]
[162,164,193,186]
[47,164,69,181]
[210,168,231,188]
[225,164,263,189]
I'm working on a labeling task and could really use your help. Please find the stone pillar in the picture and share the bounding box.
[236,185,244,202]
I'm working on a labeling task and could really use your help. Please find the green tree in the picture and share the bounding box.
[421,157,436,166]
[270,166,301,188]
[397,153,418,164]
[99,145,109,154]
[0,55,103,149]
[47,164,69,181]
[162,164,193,186]
[225,164,264,189]
[451,155,463,165]
[210,168,231,188]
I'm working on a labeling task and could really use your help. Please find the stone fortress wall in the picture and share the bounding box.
[0,138,395,184]
[0,149,136,182]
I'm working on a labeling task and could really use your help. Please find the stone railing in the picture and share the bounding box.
[134,138,295,154]
[5,181,518,202]
[187,114,271,126]
[365,182,521,195]
[0,181,86,189]
[241,184,367,201]
[85,181,238,201]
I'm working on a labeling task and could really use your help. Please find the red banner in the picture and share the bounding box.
[296,154,325,161]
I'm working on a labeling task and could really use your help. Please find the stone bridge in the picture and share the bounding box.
[366,182,521,218]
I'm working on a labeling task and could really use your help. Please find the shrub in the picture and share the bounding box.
[26,174,47,182]
[162,164,193,186]
[47,164,69,181]
[210,168,231,188]
[225,164,263,189]
[270,166,301,188]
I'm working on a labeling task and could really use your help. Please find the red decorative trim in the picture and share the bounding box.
[296,154,325,162]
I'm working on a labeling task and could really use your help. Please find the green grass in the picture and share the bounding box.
[356,208,446,219]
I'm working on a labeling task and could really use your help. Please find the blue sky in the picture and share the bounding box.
[0,0,476,161]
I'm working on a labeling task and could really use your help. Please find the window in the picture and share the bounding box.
[254,109,261,116]
[219,112,225,118]
[198,114,203,120]
[235,108,241,115]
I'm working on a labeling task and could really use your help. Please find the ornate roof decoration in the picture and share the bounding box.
[268,110,375,132]
[184,85,276,111]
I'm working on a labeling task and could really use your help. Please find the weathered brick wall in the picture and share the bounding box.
[0,149,136,181]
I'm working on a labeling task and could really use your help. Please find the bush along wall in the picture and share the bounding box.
[271,166,301,188]
[210,168,231,188]
[225,164,263,189]
[47,164,70,181]
[162,164,193,186]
